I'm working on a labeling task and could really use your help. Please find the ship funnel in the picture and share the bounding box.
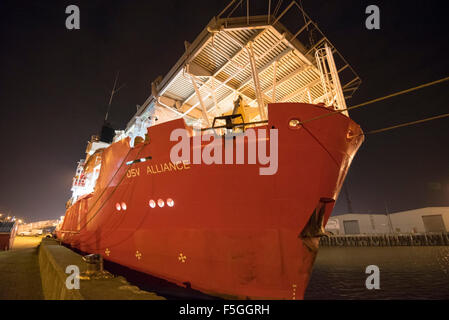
[100,123,115,143]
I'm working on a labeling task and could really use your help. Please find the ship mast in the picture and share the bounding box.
[104,71,126,123]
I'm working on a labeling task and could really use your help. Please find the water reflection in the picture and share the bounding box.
[305,247,449,299]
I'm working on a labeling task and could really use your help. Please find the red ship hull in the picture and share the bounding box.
[57,103,363,299]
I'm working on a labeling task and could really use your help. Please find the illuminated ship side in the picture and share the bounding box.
[57,0,363,300]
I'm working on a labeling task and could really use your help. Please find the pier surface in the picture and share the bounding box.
[0,236,165,300]
[0,236,44,299]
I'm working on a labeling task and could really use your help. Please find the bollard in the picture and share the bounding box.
[82,253,103,275]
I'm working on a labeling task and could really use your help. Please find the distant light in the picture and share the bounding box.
[6,216,11,220]
[18,219,23,224]
[149,200,156,208]
[157,199,165,208]
[115,203,121,211]
[167,198,174,207]
[121,202,127,211]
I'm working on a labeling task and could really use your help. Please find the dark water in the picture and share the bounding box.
[305,247,449,299]
[102,246,449,300]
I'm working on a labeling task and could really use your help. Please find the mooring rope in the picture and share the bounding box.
[351,112,449,137]
[299,76,449,125]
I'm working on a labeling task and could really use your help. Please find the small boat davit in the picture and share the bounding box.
[57,0,364,299]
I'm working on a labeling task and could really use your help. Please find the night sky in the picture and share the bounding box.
[0,0,448,222]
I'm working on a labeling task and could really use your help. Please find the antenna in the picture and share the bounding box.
[104,71,126,123]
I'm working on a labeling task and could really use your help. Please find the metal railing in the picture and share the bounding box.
[320,232,449,247]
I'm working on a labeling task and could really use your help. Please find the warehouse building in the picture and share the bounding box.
[325,207,449,235]
[0,221,17,251]
[17,219,58,234]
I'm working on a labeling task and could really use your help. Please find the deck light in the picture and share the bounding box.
[289,119,302,129]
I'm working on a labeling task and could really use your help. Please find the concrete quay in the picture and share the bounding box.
[0,236,165,300]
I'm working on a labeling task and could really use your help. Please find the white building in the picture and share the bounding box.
[325,207,449,235]
[18,219,58,233]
